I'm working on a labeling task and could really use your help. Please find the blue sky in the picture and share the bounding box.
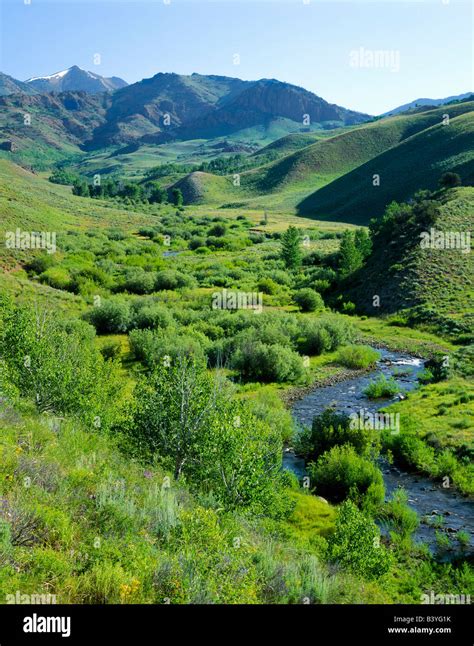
[1,0,472,114]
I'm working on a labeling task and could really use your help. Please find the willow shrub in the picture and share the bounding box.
[231,341,306,383]
[328,500,393,579]
[122,356,291,515]
[308,445,385,506]
[296,408,379,463]
[0,299,123,429]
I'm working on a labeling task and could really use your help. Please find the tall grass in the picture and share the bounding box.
[364,374,401,399]
[335,345,380,369]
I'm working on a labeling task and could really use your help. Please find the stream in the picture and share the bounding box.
[284,349,474,556]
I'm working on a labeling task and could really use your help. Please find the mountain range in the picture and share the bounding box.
[86,73,372,149]
[0,70,372,152]
[1,66,470,117]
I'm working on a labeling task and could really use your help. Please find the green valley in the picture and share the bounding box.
[0,31,472,629]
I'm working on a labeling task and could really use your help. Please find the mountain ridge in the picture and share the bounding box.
[84,72,372,149]
[25,66,128,94]
[383,92,473,116]
[0,72,38,97]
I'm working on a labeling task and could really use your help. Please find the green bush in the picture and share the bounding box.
[129,329,206,368]
[122,269,156,295]
[452,346,474,378]
[122,357,284,512]
[155,270,195,291]
[106,228,127,241]
[293,288,324,312]
[138,227,157,239]
[231,342,306,383]
[245,387,297,443]
[206,235,228,250]
[364,374,401,399]
[0,301,123,428]
[328,501,392,579]
[297,322,331,355]
[336,345,380,369]
[85,300,132,334]
[257,278,279,295]
[73,265,113,290]
[341,301,356,314]
[49,169,78,185]
[383,430,438,475]
[39,267,73,291]
[189,237,205,251]
[380,489,419,542]
[208,223,227,237]
[131,304,173,330]
[25,253,57,275]
[297,317,355,355]
[308,445,384,505]
[296,408,378,462]
[423,354,451,382]
[417,368,435,384]
[314,279,331,293]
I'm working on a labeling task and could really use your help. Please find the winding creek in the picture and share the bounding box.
[284,349,474,556]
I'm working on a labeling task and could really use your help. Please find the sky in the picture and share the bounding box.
[0,0,472,114]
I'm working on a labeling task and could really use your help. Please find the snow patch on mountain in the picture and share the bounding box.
[26,68,71,82]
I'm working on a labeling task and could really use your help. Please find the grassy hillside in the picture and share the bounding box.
[246,103,474,193]
[253,131,325,157]
[171,171,241,205]
[0,159,167,307]
[342,187,474,326]
[0,160,160,246]
[0,93,108,169]
[299,110,474,223]
[171,102,474,215]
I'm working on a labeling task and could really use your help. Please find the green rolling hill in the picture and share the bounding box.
[298,109,474,223]
[249,101,474,191]
[252,131,324,157]
[170,101,474,220]
[169,171,240,205]
[340,187,474,326]
[0,159,158,269]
